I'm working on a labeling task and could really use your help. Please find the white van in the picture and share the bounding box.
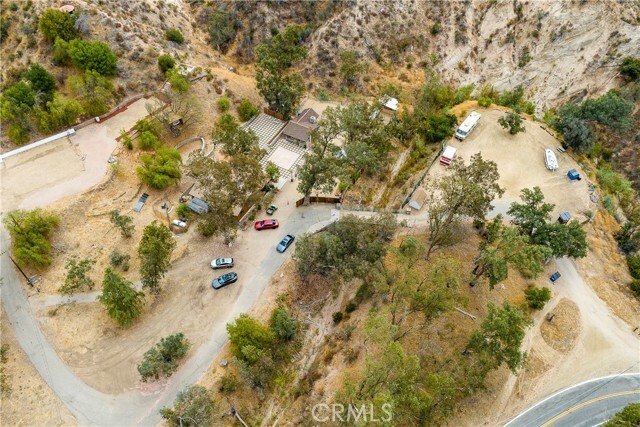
[455,112,481,141]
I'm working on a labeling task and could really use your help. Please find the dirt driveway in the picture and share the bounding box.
[428,107,593,219]
[0,96,162,211]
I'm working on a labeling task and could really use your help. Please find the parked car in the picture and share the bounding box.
[550,272,562,282]
[212,272,238,289]
[210,257,234,269]
[266,204,278,215]
[276,234,295,253]
[255,219,279,230]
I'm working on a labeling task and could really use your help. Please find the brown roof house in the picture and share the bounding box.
[281,108,320,147]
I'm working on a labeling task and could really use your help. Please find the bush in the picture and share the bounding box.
[165,28,184,44]
[498,112,526,135]
[525,286,551,309]
[265,161,280,182]
[270,308,298,341]
[478,96,492,107]
[138,130,161,150]
[216,95,231,112]
[430,22,442,35]
[97,268,144,327]
[52,37,72,66]
[136,148,182,189]
[68,39,118,76]
[218,372,238,394]
[23,64,56,97]
[176,203,192,220]
[137,333,190,381]
[3,209,60,269]
[37,95,83,134]
[39,8,77,42]
[109,210,135,238]
[59,256,96,295]
[620,56,640,81]
[160,385,216,427]
[332,312,344,324]
[122,135,134,150]
[226,314,275,363]
[345,302,357,313]
[207,8,235,52]
[167,69,189,92]
[109,249,131,271]
[7,123,30,145]
[627,255,640,280]
[68,70,115,117]
[629,280,640,298]
[157,54,175,73]
[237,98,259,122]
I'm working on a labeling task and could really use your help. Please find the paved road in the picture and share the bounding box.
[1,204,335,426]
[505,374,640,427]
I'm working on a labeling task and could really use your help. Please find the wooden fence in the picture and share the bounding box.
[295,196,341,207]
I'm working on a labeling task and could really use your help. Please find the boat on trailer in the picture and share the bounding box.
[544,148,558,171]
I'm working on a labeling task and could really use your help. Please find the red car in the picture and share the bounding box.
[255,219,279,230]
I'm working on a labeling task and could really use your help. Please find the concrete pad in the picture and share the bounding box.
[270,146,301,170]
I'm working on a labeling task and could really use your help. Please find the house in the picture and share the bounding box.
[407,187,428,211]
[281,108,320,146]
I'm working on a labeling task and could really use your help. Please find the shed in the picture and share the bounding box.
[407,187,428,211]
[557,212,572,224]
[188,197,209,215]
[380,96,399,111]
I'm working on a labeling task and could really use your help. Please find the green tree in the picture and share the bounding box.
[59,256,96,295]
[498,111,526,135]
[109,210,135,238]
[138,221,176,294]
[237,98,259,122]
[136,147,182,190]
[167,69,189,92]
[97,268,145,328]
[339,50,368,89]
[580,91,633,131]
[160,385,216,427]
[265,161,280,182]
[3,209,60,269]
[216,95,231,112]
[186,153,266,241]
[620,57,640,81]
[138,130,161,150]
[165,28,184,44]
[467,301,531,372]
[157,54,175,73]
[297,107,343,205]
[37,95,83,133]
[68,70,115,116]
[270,308,298,341]
[1,82,36,121]
[68,39,118,76]
[39,8,77,42]
[255,24,307,119]
[508,187,555,236]
[227,314,275,362]
[207,9,235,53]
[137,333,190,381]
[604,403,640,426]
[525,286,551,309]
[52,37,72,66]
[23,64,56,101]
[532,221,588,258]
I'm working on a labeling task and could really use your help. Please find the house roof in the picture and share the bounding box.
[294,108,320,127]
[282,122,310,142]
[408,187,428,210]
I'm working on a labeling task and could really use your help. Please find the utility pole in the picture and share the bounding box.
[8,254,33,287]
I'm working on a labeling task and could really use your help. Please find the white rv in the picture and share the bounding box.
[455,112,481,141]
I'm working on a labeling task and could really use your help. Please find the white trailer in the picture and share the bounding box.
[440,146,457,166]
[455,112,481,140]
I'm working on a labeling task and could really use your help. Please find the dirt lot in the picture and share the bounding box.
[0,311,76,426]
[0,97,163,212]
[430,103,593,220]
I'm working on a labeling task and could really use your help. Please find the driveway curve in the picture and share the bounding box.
[504,373,640,427]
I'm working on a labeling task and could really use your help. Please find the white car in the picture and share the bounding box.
[210,257,234,269]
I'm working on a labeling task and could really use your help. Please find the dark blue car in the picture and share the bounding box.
[550,272,562,282]
[212,272,238,289]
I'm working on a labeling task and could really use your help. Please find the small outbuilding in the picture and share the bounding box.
[557,211,572,224]
[407,187,428,211]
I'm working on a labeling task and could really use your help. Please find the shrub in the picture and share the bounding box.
[207,9,235,52]
[68,39,118,76]
[603,195,616,214]
[109,249,131,271]
[226,314,275,363]
[237,98,259,122]
[37,95,83,134]
[138,130,161,150]
[52,37,72,66]
[122,135,134,150]
[218,372,238,394]
[160,385,216,427]
[97,268,144,328]
[216,95,231,112]
[157,54,175,73]
[136,148,182,189]
[7,123,29,145]
[39,8,77,42]
[176,203,192,219]
[478,96,492,107]
[629,279,640,298]
[270,308,298,341]
[345,302,357,313]
[524,286,551,309]
[109,210,135,238]
[498,112,526,135]
[265,161,280,182]
[23,64,56,96]
[167,69,189,92]
[332,312,344,324]
[620,56,640,81]
[430,22,442,35]
[137,333,190,381]
[518,47,532,68]
[68,70,115,117]
[165,28,184,44]
[627,255,640,280]
[3,209,60,269]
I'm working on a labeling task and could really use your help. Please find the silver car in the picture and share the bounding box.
[210,257,234,269]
